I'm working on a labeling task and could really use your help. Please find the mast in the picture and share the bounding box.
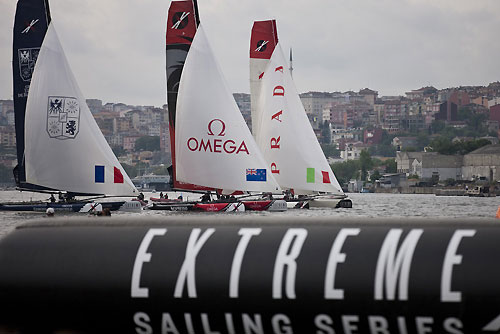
[165,0,212,192]
[289,47,293,78]
[12,0,52,190]
[191,0,200,27]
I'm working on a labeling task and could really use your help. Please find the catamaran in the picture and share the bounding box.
[151,0,286,212]
[250,20,352,209]
[1,0,139,212]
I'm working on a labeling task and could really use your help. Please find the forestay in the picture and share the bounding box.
[256,43,343,195]
[25,23,137,196]
[175,24,280,193]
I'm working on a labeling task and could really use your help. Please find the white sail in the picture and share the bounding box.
[175,24,280,193]
[256,43,343,195]
[250,58,269,139]
[25,23,137,196]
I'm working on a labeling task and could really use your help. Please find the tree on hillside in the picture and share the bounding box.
[122,163,137,178]
[331,160,360,186]
[111,145,126,157]
[320,121,331,144]
[385,159,397,173]
[359,150,373,181]
[135,136,160,152]
[428,137,491,155]
[321,144,340,158]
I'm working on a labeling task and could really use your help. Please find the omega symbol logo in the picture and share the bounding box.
[207,119,226,136]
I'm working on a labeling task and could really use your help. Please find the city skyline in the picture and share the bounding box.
[1,0,499,107]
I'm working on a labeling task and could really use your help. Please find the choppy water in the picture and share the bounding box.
[0,190,498,237]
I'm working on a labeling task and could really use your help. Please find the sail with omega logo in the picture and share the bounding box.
[254,42,344,195]
[175,24,280,193]
[166,0,213,192]
[12,0,51,189]
[24,23,137,196]
[249,20,278,139]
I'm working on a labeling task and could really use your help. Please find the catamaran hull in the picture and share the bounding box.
[194,202,245,212]
[148,200,287,212]
[287,197,353,209]
[0,201,128,212]
[242,199,287,212]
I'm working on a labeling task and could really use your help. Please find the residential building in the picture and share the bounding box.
[0,125,16,148]
[123,135,142,151]
[86,99,103,114]
[358,88,378,106]
[363,128,383,145]
[340,142,370,161]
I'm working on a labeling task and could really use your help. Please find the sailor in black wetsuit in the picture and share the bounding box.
[201,192,211,202]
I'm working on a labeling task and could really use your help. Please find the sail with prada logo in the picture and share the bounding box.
[251,21,344,197]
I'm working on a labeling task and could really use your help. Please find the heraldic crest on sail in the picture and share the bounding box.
[46,96,80,139]
[18,48,39,82]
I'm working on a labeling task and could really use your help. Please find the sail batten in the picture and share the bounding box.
[24,23,137,196]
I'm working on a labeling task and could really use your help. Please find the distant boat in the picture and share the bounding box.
[1,0,139,212]
[249,20,352,209]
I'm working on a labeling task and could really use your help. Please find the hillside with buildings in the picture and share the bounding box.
[1,82,500,189]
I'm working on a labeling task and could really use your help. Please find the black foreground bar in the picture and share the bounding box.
[1,217,500,334]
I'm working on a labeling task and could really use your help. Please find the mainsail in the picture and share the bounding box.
[175,24,280,193]
[255,42,344,195]
[24,23,137,196]
[12,0,51,189]
[249,20,278,138]
[165,0,212,191]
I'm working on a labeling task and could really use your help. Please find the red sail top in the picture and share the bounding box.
[250,20,278,60]
[166,1,197,45]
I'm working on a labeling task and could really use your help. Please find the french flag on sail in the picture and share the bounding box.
[95,165,124,183]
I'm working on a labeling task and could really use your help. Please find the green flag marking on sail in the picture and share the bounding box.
[307,168,315,183]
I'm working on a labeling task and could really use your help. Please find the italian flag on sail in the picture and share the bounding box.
[307,168,331,184]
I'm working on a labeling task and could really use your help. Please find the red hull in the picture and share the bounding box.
[193,203,231,212]
[242,200,273,211]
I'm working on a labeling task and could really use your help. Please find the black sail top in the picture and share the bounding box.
[12,0,51,188]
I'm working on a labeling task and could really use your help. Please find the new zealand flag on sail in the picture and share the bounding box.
[246,168,267,182]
